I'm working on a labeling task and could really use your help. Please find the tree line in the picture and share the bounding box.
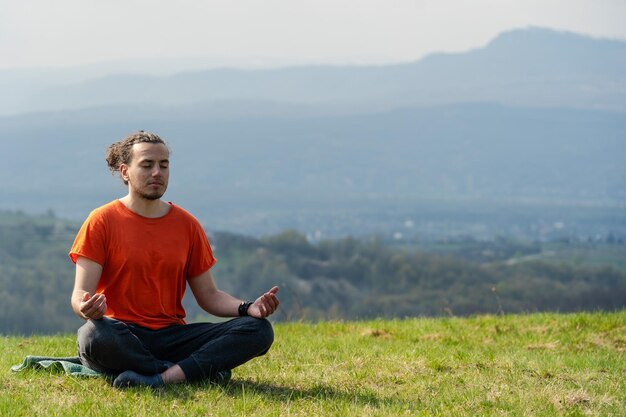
[1,211,625,334]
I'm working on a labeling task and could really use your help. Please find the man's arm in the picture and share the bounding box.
[188,269,279,318]
[71,256,107,320]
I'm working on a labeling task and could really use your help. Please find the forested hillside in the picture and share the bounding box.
[1,210,625,334]
[0,210,82,333]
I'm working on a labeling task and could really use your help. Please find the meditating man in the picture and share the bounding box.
[69,130,279,388]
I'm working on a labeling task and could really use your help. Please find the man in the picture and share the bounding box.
[69,131,279,388]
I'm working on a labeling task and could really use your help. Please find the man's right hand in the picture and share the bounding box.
[79,292,107,320]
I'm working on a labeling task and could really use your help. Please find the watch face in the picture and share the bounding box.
[239,302,251,316]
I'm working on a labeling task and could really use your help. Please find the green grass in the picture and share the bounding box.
[2,312,625,416]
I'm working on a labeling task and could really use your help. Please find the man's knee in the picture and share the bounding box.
[238,316,274,354]
[258,318,274,347]
[77,317,129,363]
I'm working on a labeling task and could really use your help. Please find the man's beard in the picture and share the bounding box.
[137,185,167,201]
[139,192,164,200]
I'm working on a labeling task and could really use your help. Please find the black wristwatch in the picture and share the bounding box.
[238,301,253,316]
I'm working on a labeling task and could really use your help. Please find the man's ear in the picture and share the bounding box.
[120,164,130,183]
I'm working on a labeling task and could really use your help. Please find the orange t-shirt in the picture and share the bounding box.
[69,200,216,330]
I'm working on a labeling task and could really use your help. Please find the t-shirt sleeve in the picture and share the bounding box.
[186,220,217,278]
[68,210,107,266]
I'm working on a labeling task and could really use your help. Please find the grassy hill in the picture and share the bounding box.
[3,312,624,416]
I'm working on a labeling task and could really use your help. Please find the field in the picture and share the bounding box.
[2,312,625,416]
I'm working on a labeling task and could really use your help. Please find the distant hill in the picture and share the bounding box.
[1,27,625,238]
[2,27,626,115]
[1,102,625,222]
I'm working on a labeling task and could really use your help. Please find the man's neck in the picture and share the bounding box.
[119,195,170,218]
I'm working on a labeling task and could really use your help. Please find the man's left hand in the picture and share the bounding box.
[248,286,280,318]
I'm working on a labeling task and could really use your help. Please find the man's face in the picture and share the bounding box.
[121,142,170,200]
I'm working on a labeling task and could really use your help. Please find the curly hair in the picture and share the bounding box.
[106,131,169,185]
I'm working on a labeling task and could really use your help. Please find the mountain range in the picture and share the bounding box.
[1,27,625,238]
[2,27,625,115]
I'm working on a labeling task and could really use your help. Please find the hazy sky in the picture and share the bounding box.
[1,0,625,71]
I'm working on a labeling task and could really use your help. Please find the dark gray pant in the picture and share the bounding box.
[77,316,274,383]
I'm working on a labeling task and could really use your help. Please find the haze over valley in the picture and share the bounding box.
[2,27,625,242]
